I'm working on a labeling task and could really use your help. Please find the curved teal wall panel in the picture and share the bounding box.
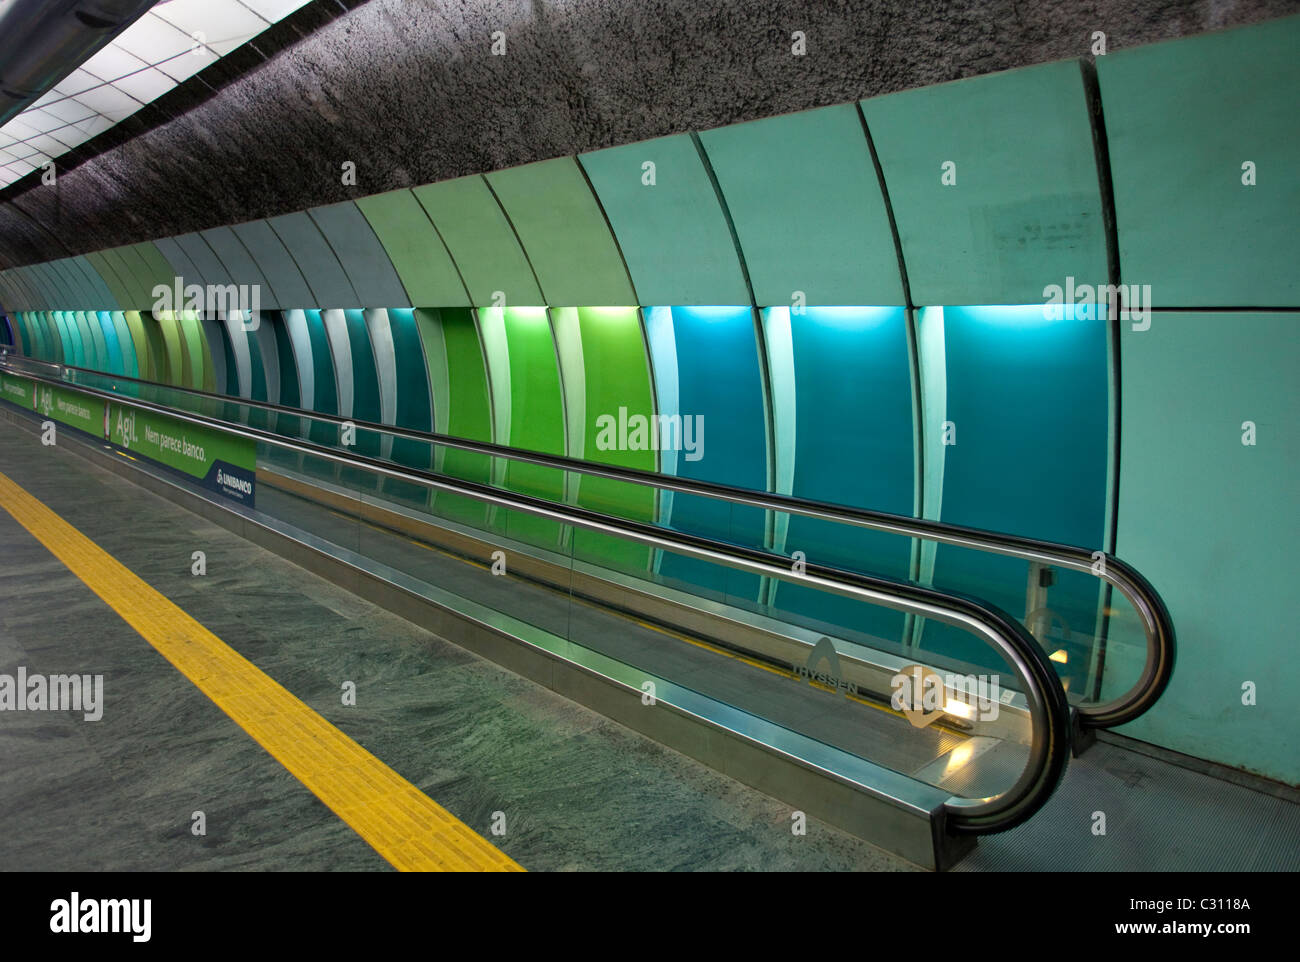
[700,105,904,306]
[1098,15,1300,306]
[1115,312,1298,783]
[862,60,1107,307]
[580,136,750,306]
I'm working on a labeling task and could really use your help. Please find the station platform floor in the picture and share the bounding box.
[0,419,1297,872]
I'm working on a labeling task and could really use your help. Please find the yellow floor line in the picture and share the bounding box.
[0,470,523,873]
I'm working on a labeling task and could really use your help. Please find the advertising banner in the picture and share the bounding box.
[107,404,256,507]
[0,370,255,507]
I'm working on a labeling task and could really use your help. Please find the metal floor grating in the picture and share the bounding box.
[956,737,1300,871]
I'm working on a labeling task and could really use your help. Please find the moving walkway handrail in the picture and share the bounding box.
[0,357,1071,835]
[0,352,1172,728]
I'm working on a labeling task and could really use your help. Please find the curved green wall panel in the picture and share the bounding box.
[580,135,750,306]
[481,306,567,549]
[74,255,121,311]
[412,175,543,307]
[356,190,470,308]
[153,312,185,386]
[89,250,138,310]
[414,306,494,528]
[135,242,181,305]
[231,221,316,309]
[552,306,657,572]
[1098,15,1300,306]
[700,104,904,306]
[862,60,1107,306]
[485,158,636,307]
[122,312,154,382]
[114,245,162,309]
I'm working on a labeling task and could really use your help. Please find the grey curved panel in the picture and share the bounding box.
[175,233,236,291]
[199,225,280,310]
[267,211,359,309]
[307,201,409,309]
[230,220,315,309]
[70,255,120,311]
[153,236,208,291]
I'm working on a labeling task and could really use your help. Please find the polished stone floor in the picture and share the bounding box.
[0,423,917,872]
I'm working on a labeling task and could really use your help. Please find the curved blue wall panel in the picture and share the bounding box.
[768,306,916,644]
[648,305,769,603]
[920,305,1109,677]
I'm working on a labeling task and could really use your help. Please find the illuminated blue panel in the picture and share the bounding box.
[770,306,915,644]
[921,304,1109,673]
[95,311,125,375]
[343,308,383,463]
[648,305,768,603]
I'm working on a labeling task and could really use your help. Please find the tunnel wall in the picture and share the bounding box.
[1,16,1297,783]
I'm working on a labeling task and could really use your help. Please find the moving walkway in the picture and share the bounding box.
[0,351,1175,869]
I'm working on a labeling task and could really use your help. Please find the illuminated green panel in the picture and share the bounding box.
[122,312,154,381]
[412,175,543,306]
[414,307,494,528]
[1098,16,1300,305]
[580,134,750,305]
[699,104,904,305]
[355,191,470,307]
[11,312,31,354]
[178,311,213,391]
[485,158,635,306]
[862,59,1107,306]
[496,306,566,549]
[557,306,656,572]
[85,251,136,311]
[154,312,185,386]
